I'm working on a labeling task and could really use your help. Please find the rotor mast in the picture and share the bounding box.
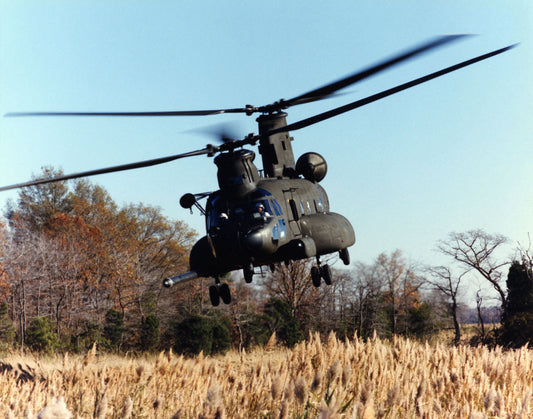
[257,112,296,179]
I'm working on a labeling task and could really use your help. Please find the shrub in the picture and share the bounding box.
[70,320,104,353]
[173,314,231,356]
[0,303,15,348]
[264,298,303,347]
[140,314,160,351]
[103,309,124,351]
[500,261,533,347]
[25,316,58,352]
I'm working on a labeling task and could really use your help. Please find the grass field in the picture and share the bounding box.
[0,333,531,418]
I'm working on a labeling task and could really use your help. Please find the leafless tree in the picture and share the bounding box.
[475,290,486,338]
[438,230,509,308]
[350,261,385,338]
[426,266,466,344]
[262,259,320,319]
[517,233,532,280]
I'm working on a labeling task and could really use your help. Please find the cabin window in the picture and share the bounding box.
[300,201,306,216]
[272,223,280,241]
[315,199,324,213]
[279,219,286,238]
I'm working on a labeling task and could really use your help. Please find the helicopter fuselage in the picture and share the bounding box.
[189,177,355,278]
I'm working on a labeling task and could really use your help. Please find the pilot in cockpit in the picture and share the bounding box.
[254,203,270,217]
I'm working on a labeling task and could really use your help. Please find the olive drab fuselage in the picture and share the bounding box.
[183,112,355,283]
[190,175,355,277]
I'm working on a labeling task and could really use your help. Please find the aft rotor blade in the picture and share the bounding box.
[284,34,469,107]
[271,43,517,135]
[7,36,469,118]
[0,146,217,192]
[6,108,251,117]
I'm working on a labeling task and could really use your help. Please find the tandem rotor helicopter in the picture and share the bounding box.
[2,35,515,306]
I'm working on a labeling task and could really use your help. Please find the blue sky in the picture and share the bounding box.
[1,1,532,287]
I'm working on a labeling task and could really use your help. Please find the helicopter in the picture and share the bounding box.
[2,35,515,306]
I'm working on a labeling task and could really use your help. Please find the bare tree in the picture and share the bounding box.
[517,234,532,280]
[350,261,385,338]
[262,259,320,320]
[438,230,509,308]
[426,266,466,344]
[475,290,486,338]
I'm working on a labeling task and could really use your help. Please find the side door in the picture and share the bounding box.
[283,189,302,237]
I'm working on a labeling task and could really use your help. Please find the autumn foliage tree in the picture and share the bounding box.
[1,167,493,353]
[1,167,196,351]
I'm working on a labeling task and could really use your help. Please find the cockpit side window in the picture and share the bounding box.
[207,196,230,229]
[271,199,282,216]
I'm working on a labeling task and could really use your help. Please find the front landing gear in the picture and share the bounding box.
[311,257,332,288]
[209,280,232,306]
[243,262,254,284]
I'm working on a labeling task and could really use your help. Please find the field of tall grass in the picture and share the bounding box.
[0,333,531,418]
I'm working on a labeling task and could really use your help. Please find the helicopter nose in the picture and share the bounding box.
[242,229,264,254]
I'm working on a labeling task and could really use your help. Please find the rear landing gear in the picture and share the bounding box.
[209,279,232,306]
[339,248,350,265]
[320,264,332,285]
[311,257,332,287]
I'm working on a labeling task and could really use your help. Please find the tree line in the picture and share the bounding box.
[0,167,531,354]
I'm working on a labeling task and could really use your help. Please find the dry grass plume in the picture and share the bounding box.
[0,333,532,418]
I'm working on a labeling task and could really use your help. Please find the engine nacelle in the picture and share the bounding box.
[296,152,327,182]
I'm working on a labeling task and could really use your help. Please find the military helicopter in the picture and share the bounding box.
[2,35,515,306]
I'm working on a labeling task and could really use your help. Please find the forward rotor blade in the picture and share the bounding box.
[271,43,517,135]
[0,146,217,192]
[284,34,469,107]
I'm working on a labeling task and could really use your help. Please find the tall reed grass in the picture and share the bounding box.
[0,333,531,418]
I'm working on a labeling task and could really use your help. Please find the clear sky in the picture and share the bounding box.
[1,1,532,288]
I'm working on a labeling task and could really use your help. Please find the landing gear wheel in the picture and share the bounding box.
[219,283,231,304]
[339,248,350,265]
[320,264,332,285]
[311,266,321,287]
[244,262,254,283]
[209,285,220,306]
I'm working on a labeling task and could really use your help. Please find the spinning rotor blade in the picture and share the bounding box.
[269,43,517,135]
[1,39,516,194]
[0,146,217,192]
[6,108,250,117]
[184,121,244,144]
[6,35,468,118]
[284,34,468,107]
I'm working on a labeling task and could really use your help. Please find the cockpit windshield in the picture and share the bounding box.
[206,190,279,231]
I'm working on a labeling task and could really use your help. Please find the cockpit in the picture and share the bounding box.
[206,189,282,231]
